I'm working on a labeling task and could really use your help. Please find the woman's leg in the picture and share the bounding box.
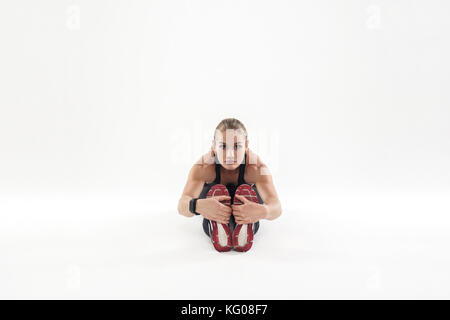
[225,183,262,234]
[200,183,262,248]
[251,184,263,234]
[199,184,233,252]
[225,183,237,232]
[223,183,263,233]
[232,184,263,252]
[200,183,235,238]
[199,183,214,237]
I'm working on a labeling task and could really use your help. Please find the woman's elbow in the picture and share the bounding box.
[177,197,193,217]
[274,203,283,219]
[177,198,184,216]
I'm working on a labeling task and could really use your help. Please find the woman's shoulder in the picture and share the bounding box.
[191,151,216,182]
[245,149,272,182]
[245,149,265,168]
[194,150,215,166]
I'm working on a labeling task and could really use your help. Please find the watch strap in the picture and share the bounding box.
[189,198,200,215]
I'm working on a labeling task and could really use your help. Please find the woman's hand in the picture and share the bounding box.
[196,196,232,224]
[232,195,268,224]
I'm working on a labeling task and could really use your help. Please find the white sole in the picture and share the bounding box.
[217,223,228,247]
[237,224,249,247]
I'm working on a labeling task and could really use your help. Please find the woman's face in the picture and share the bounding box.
[213,129,247,170]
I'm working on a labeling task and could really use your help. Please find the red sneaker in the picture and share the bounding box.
[232,184,259,252]
[206,184,232,252]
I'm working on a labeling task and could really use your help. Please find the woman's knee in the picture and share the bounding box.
[254,221,260,234]
[202,218,211,237]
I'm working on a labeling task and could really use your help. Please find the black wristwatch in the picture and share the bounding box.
[189,198,200,215]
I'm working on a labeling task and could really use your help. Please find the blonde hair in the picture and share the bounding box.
[214,118,248,141]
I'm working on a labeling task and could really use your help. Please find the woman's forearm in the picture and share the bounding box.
[179,195,282,221]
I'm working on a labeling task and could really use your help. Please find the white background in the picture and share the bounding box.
[0,0,449,299]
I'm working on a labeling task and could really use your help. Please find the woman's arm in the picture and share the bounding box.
[254,166,282,221]
[177,165,205,217]
[178,163,232,224]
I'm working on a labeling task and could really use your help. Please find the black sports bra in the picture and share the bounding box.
[210,153,247,186]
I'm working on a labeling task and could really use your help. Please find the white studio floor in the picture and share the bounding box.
[1,189,449,299]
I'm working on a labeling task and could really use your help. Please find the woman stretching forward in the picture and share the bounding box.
[178,118,282,252]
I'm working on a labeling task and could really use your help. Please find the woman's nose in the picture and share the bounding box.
[226,148,234,159]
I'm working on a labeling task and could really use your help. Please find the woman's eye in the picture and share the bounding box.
[235,145,241,149]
